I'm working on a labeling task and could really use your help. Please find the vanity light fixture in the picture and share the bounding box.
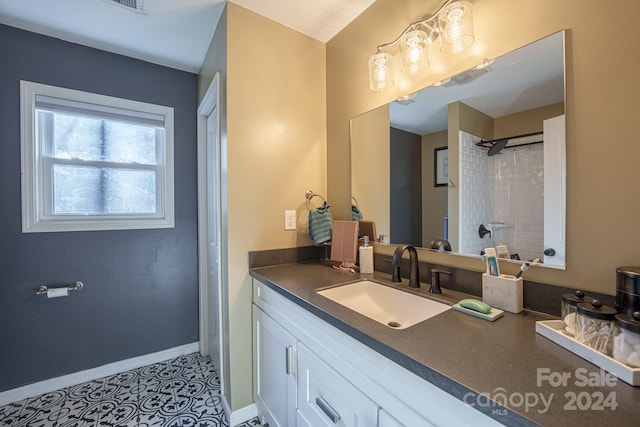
[474,57,495,70]
[368,0,475,92]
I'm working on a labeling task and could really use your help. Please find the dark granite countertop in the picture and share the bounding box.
[250,261,640,427]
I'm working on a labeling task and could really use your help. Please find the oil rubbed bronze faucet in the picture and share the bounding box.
[431,240,452,251]
[391,245,420,288]
[430,269,452,294]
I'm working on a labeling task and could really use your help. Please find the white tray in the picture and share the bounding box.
[535,320,640,386]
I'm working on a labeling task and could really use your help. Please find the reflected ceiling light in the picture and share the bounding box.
[431,76,452,86]
[395,92,417,105]
[368,0,475,92]
[474,58,495,70]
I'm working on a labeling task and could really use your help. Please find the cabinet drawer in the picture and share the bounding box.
[297,342,378,426]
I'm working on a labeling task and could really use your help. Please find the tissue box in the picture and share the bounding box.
[482,273,523,313]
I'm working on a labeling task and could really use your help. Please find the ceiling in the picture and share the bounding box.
[389,31,565,135]
[0,0,375,73]
[1,0,562,134]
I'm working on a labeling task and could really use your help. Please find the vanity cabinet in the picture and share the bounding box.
[297,342,378,426]
[253,305,297,427]
[252,278,502,427]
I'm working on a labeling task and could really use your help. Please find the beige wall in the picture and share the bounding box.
[197,5,231,402]
[199,0,640,412]
[494,102,565,138]
[421,130,448,245]
[197,7,227,103]
[226,3,326,410]
[350,105,390,239]
[199,2,326,410]
[328,0,640,293]
[447,101,494,251]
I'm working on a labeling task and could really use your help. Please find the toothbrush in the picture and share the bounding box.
[480,254,489,275]
[515,258,540,279]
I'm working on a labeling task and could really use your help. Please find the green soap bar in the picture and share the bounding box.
[459,299,492,314]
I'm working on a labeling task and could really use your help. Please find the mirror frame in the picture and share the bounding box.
[350,31,566,269]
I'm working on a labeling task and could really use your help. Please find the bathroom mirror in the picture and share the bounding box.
[351,31,566,268]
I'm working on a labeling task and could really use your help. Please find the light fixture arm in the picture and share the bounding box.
[375,0,455,52]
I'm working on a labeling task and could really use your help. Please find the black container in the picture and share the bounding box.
[616,266,640,315]
[617,291,640,317]
[617,266,640,293]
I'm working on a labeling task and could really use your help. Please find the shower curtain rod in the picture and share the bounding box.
[476,131,543,151]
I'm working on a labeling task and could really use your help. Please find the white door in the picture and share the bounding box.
[198,73,224,393]
[206,107,222,367]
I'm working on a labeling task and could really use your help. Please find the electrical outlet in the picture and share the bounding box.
[284,210,296,230]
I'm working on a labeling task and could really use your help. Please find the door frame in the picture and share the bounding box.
[197,72,224,387]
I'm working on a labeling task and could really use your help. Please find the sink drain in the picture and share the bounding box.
[387,321,401,328]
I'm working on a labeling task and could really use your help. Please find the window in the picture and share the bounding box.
[20,80,174,232]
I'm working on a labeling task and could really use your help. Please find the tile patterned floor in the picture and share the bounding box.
[0,353,237,427]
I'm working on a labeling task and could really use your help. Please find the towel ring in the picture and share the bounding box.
[351,196,359,208]
[305,190,327,210]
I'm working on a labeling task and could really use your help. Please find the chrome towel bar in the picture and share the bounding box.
[35,281,84,295]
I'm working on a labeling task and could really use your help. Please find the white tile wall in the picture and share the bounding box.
[458,131,544,261]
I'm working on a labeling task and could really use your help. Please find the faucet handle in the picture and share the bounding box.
[430,269,452,294]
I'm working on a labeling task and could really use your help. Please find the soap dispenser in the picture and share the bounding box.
[359,236,374,274]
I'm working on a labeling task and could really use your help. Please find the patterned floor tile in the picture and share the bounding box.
[0,353,229,427]
[0,399,27,424]
[234,417,262,427]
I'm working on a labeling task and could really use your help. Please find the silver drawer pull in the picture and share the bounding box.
[285,346,293,375]
[316,396,341,423]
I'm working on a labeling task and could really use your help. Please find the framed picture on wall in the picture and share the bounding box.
[434,147,448,187]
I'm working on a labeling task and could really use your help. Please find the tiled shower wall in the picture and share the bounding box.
[459,131,544,261]
[459,131,494,256]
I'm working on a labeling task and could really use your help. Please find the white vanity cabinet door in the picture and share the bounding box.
[378,410,404,427]
[253,305,297,427]
[297,342,378,427]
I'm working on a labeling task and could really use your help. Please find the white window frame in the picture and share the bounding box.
[20,80,175,233]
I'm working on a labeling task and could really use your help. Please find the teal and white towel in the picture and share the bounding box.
[351,204,363,221]
[309,202,333,246]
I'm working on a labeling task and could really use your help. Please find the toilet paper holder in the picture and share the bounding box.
[35,281,84,296]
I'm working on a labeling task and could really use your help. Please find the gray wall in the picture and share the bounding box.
[390,127,422,246]
[0,24,199,392]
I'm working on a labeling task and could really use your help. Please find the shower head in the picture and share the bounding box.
[487,139,508,156]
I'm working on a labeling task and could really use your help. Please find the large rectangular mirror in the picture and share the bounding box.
[351,31,566,269]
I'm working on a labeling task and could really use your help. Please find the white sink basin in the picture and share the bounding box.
[317,280,450,329]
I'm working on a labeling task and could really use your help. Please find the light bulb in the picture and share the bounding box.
[375,62,389,82]
[368,52,394,91]
[400,30,429,75]
[439,1,474,54]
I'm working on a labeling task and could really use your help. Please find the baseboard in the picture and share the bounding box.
[229,401,258,426]
[0,342,199,407]
[223,394,232,421]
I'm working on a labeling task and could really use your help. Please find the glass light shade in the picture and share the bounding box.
[438,0,474,54]
[400,30,429,75]
[368,52,394,91]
